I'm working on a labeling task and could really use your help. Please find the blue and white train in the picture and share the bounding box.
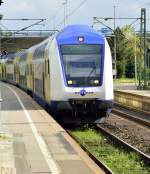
[1,25,114,124]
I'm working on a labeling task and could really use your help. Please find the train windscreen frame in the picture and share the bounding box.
[61,44,103,87]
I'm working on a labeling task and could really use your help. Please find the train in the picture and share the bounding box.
[0,25,114,124]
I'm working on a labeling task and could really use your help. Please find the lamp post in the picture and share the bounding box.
[114,5,117,79]
[134,32,137,86]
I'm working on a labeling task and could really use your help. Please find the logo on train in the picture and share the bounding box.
[80,89,87,96]
[74,89,94,96]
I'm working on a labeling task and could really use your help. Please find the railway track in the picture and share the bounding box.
[104,104,150,156]
[67,129,114,174]
[67,125,150,174]
[96,125,150,164]
[112,104,150,128]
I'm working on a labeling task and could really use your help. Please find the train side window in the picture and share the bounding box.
[45,60,47,77]
[30,64,32,75]
[14,65,16,74]
[28,64,30,75]
[47,60,50,75]
[33,42,48,59]
[28,65,29,75]
[112,63,115,69]
[26,65,28,75]
[17,65,19,74]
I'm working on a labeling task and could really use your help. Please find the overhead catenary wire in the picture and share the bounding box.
[48,5,63,29]
[0,19,47,47]
[93,17,141,44]
[118,0,150,18]
[128,19,140,28]
[0,22,10,31]
[55,0,88,29]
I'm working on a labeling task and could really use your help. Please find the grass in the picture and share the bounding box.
[113,78,136,83]
[72,129,150,174]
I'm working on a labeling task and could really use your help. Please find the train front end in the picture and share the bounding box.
[50,25,114,123]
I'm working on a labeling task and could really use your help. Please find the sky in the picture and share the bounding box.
[0,0,150,32]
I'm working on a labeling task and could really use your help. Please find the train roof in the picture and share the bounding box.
[57,25,105,45]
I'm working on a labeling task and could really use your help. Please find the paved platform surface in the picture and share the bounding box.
[114,83,137,90]
[0,82,105,174]
[115,89,150,98]
[114,83,150,98]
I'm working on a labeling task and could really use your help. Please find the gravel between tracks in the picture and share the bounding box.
[100,114,150,155]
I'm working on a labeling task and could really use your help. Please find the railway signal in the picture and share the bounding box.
[0,0,3,6]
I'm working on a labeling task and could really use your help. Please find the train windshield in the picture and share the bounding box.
[61,44,102,87]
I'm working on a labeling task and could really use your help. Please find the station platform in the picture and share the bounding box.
[0,82,105,174]
[114,89,150,113]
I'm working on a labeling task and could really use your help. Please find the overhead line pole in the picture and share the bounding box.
[0,1,3,58]
[0,15,2,58]
[114,5,117,79]
[134,32,137,86]
[142,8,147,89]
[138,8,148,89]
[62,0,68,27]
[56,0,87,29]
[139,10,143,88]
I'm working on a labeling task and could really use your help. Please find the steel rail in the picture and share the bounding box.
[66,130,114,174]
[96,125,150,165]
[114,102,150,116]
[112,104,150,128]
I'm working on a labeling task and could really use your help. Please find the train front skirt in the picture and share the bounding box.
[48,99,114,124]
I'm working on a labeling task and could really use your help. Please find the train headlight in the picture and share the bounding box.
[78,36,84,43]
[68,80,73,85]
[94,80,99,84]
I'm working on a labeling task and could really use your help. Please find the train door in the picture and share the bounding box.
[44,57,50,102]
[16,62,20,85]
[40,61,45,98]
[0,63,2,80]
[2,64,6,80]
[29,63,33,90]
[42,69,45,98]
[14,64,16,83]
[25,64,28,87]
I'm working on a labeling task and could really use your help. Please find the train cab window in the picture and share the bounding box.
[61,44,102,87]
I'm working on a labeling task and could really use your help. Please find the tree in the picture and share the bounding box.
[109,25,140,78]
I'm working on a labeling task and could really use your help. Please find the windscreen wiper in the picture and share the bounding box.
[84,65,96,82]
